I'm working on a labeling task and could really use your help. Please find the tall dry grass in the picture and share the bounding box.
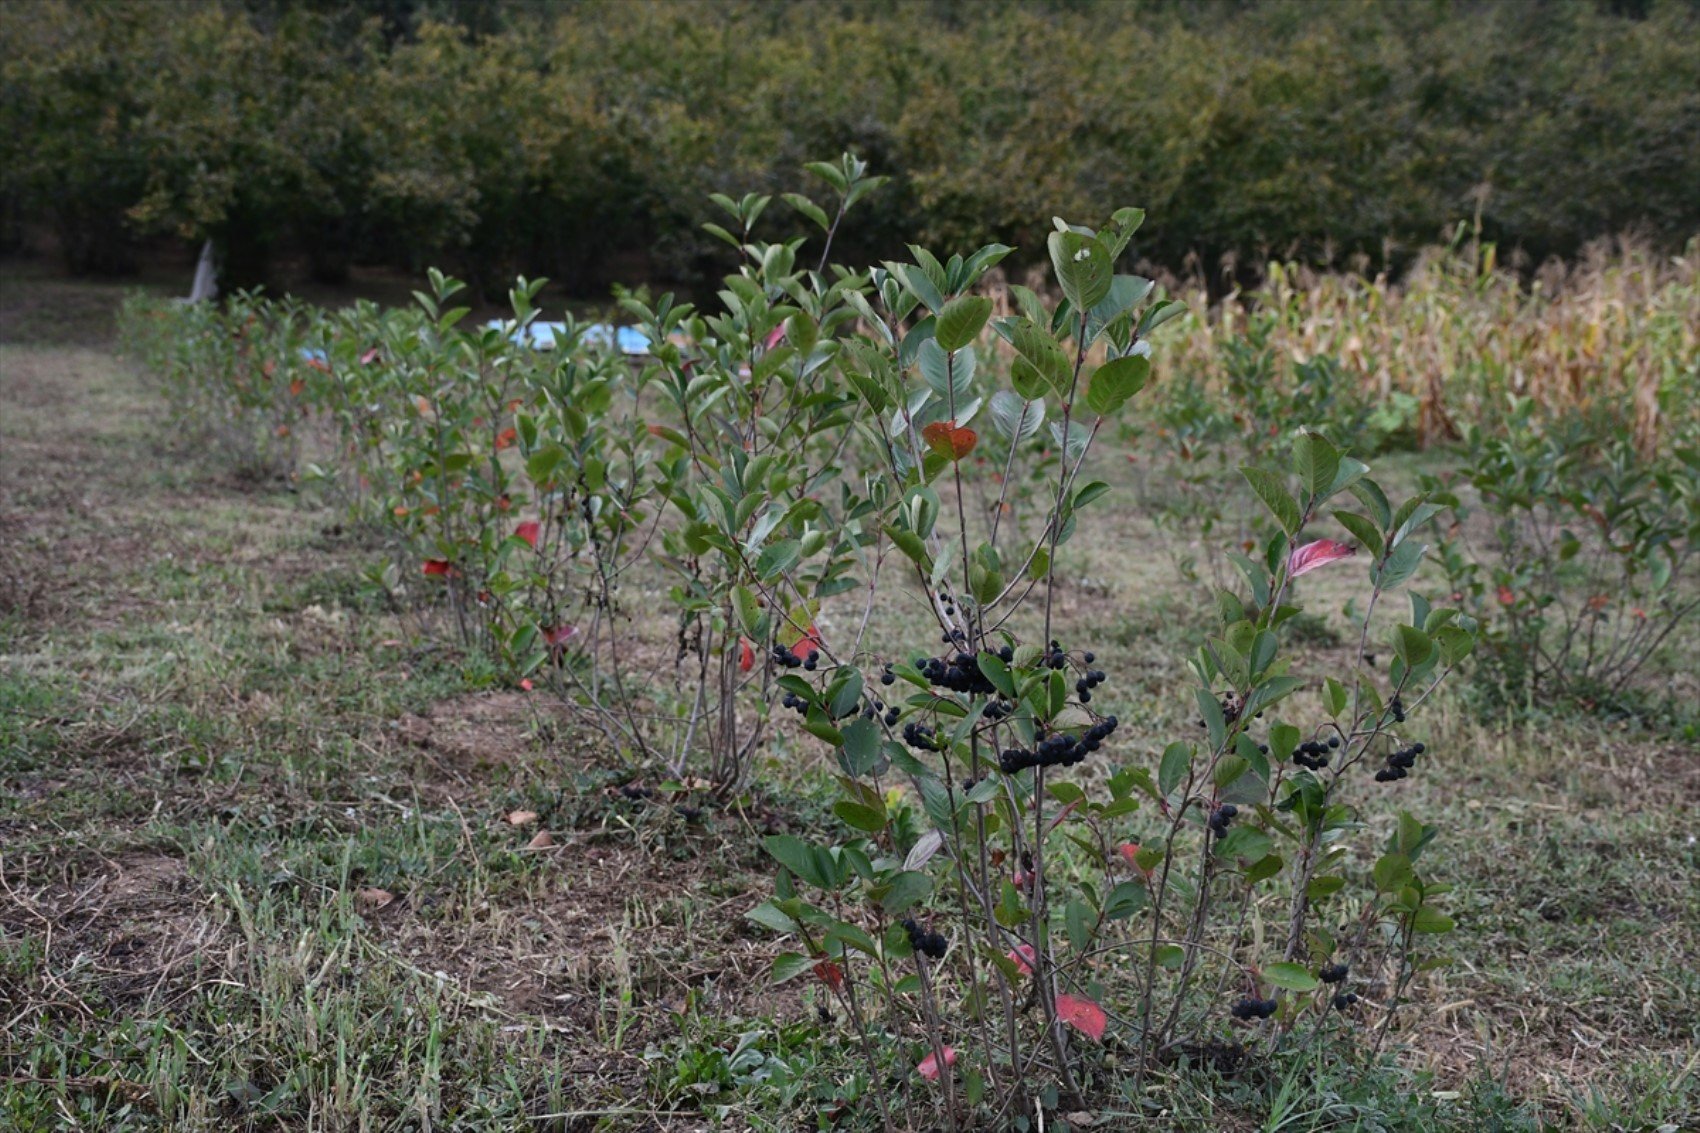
[1152,234,1699,453]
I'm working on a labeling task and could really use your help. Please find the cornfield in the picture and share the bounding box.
[1146,235,1699,454]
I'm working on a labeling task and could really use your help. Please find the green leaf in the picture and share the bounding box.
[1373,852,1413,893]
[757,540,801,580]
[1323,677,1348,717]
[977,652,1016,698]
[1083,354,1149,416]
[772,952,817,985]
[782,192,829,231]
[1047,229,1113,311]
[1412,906,1456,934]
[765,834,833,890]
[746,900,800,934]
[1242,467,1302,536]
[989,389,1045,441]
[1104,881,1148,920]
[1293,431,1341,500]
[997,317,1072,396]
[1262,962,1320,992]
[733,586,763,640]
[880,870,933,916]
[1333,511,1384,559]
[839,718,882,776]
[1159,742,1191,798]
[833,799,887,833]
[1137,299,1187,337]
[1394,624,1433,667]
[1065,898,1094,952]
[936,295,993,352]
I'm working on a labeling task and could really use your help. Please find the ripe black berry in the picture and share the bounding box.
[1231,996,1278,1020]
[1331,992,1359,1011]
[1318,963,1349,984]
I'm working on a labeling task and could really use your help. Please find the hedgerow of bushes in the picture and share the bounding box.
[7,0,1699,292]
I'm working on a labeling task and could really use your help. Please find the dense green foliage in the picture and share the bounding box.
[4,0,1698,292]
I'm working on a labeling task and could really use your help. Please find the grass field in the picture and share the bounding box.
[2,268,1697,1131]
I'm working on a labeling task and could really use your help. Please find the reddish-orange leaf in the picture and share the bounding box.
[916,1046,956,1081]
[288,378,305,397]
[423,559,454,577]
[496,427,517,451]
[739,637,755,672]
[922,420,978,461]
[515,521,540,548]
[812,960,844,992]
[1056,993,1107,1041]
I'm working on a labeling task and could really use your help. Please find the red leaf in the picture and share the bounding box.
[422,559,454,577]
[1287,539,1356,579]
[515,521,540,548]
[1497,585,1516,606]
[495,427,517,451]
[519,678,534,692]
[916,1046,956,1081]
[738,637,755,672]
[795,627,822,661]
[541,624,577,647]
[763,323,786,350]
[360,347,381,365]
[812,960,843,992]
[922,420,978,461]
[1007,943,1036,977]
[1055,993,1107,1041]
[1118,842,1141,869]
[288,378,306,397]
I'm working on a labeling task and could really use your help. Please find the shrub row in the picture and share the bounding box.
[118,166,1508,1121]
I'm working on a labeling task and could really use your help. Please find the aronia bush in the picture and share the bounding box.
[122,158,1490,1126]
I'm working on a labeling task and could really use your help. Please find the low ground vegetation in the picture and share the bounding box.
[2,174,1697,1131]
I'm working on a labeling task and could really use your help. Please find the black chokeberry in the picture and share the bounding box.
[1231,996,1278,1020]
[1331,992,1359,1011]
[1318,963,1349,984]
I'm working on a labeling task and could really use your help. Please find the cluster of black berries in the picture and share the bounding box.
[771,644,816,671]
[1389,695,1406,724]
[1207,804,1239,836]
[1044,641,1069,671]
[1231,996,1278,1020]
[937,590,958,618]
[1292,735,1339,771]
[901,918,948,959]
[1331,992,1360,1011]
[1198,691,1246,729]
[903,721,946,752]
[618,784,656,801]
[1076,667,1108,704]
[1318,962,1349,984]
[858,698,901,727]
[1374,742,1424,783]
[916,651,1001,696]
[997,716,1119,774]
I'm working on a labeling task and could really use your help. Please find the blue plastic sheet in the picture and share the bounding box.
[483,320,651,354]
